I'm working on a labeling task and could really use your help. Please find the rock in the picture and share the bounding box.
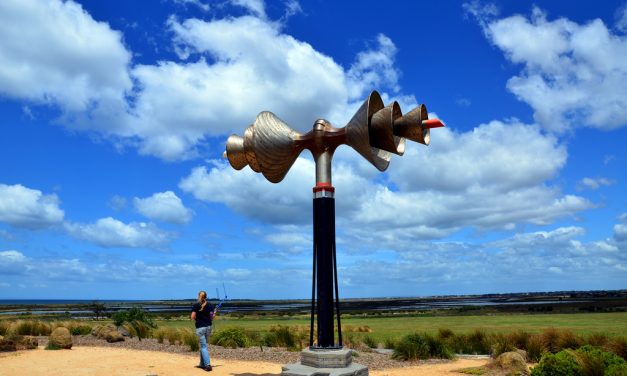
[494,351,528,374]
[49,327,72,349]
[0,336,17,352]
[16,335,38,350]
[104,330,125,343]
[516,349,528,361]
[117,325,130,337]
[92,324,116,338]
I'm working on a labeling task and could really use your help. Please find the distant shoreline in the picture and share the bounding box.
[1,289,625,318]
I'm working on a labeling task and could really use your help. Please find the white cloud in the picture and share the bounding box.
[64,217,173,249]
[0,184,64,229]
[0,250,29,275]
[616,4,627,33]
[179,159,313,224]
[578,177,615,190]
[181,119,592,240]
[347,34,400,98]
[0,0,131,112]
[231,0,266,19]
[389,120,566,192]
[108,195,128,211]
[171,0,210,12]
[0,0,408,161]
[133,191,193,224]
[471,5,627,132]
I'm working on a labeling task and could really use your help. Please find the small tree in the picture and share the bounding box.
[111,306,156,341]
[90,300,106,320]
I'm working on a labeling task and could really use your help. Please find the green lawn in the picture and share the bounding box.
[155,311,627,343]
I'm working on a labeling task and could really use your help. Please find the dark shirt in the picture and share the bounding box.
[192,301,213,328]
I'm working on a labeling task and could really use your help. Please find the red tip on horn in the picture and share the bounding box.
[423,118,445,129]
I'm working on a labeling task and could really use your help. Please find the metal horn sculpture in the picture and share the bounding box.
[224,90,444,350]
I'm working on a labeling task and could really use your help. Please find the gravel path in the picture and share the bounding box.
[35,335,456,370]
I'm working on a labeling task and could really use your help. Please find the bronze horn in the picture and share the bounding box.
[225,134,248,170]
[369,101,406,155]
[393,104,444,146]
[344,91,392,171]
[252,111,304,183]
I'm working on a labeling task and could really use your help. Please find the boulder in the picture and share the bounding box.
[16,335,38,350]
[117,325,130,337]
[104,330,125,343]
[0,336,17,352]
[494,351,528,374]
[49,327,72,349]
[92,324,116,338]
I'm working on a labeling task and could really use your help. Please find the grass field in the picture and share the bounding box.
[154,311,627,343]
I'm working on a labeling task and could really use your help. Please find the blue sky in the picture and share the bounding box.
[0,0,626,300]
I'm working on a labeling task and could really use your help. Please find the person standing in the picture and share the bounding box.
[191,290,214,371]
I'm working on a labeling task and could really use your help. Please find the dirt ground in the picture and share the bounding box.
[0,346,489,376]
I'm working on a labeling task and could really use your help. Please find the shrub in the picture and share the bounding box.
[557,330,583,351]
[181,328,199,352]
[526,334,547,362]
[531,345,627,376]
[467,329,491,355]
[111,307,156,341]
[531,350,582,376]
[508,330,531,350]
[363,335,378,349]
[541,328,561,354]
[425,334,455,359]
[606,337,627,360]
[392,333,430,360]
[392,333,453,361]
[70,325,92,336]
[45,342,62,350]
[437,328,454,340]
[154,328,167,344]
[212,327,250,348]
[384,337,397,350]
[491,333,516,357]
[165,328,182,345]
[587,333,609,348]
[14,320,52,336]
[0,321,10,336]
[263,326,300,350]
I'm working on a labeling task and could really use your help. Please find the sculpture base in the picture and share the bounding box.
[281,348,368,376]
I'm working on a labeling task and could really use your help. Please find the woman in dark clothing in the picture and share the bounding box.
[191,290,214,371]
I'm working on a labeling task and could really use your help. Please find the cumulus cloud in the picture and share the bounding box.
[133,191,193,224]
[171,0,210,12]
[231,0,266,19]
[577,177,615,190]
[468,4,627,132]
[347,34,401,98]
[108,195,128,211]
[616,4,627,33]
[0,0,131,112]
[0,249,217,283]
[0,250,29,275]
[180,119,592,241]
[0,0,408,161]
[64,217,173,249]
[0,184,64,229]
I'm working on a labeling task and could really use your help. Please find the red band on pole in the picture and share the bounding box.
[313,182,335,193]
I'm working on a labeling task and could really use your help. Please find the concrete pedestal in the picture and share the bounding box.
[281,348,368,376]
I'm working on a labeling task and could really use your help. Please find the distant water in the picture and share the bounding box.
[0,299,142,305]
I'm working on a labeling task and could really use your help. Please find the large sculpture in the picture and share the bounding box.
[224,90,444,374]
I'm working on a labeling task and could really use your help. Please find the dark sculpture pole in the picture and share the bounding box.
[312,182,340,348]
